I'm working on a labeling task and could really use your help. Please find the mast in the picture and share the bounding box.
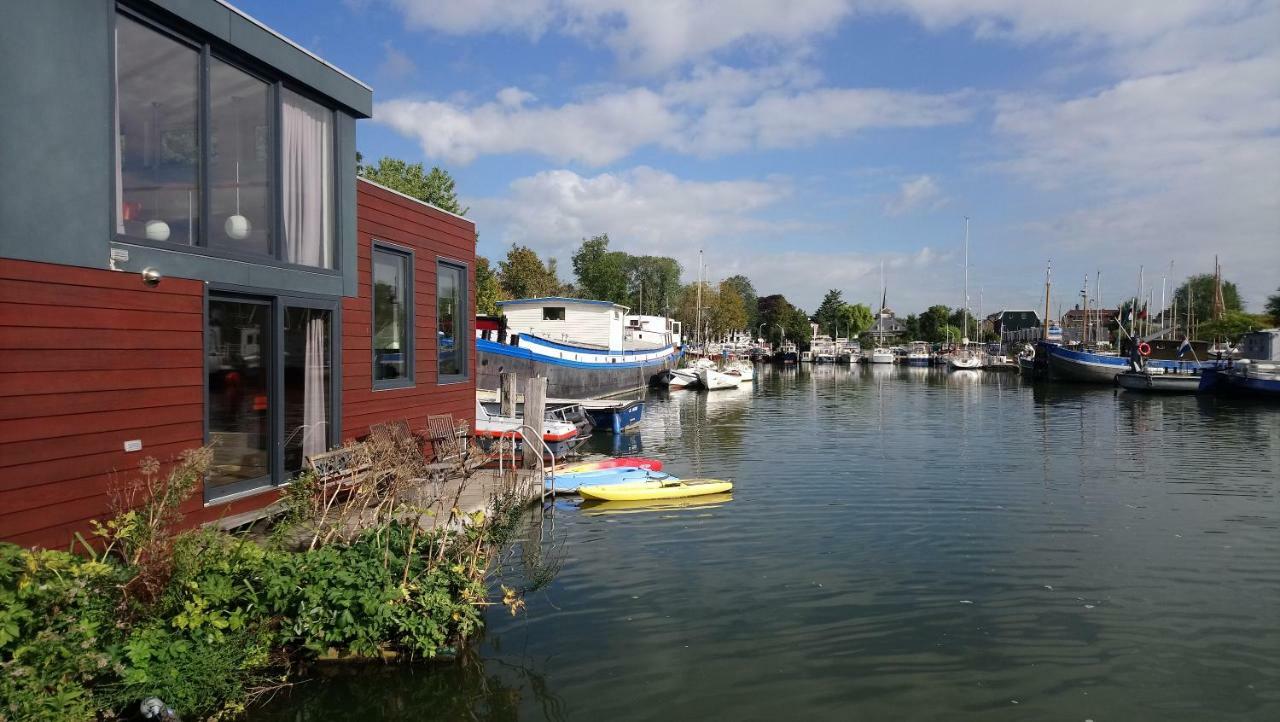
[1043,259,1052,341]
[1081,274,1089,346]
[695,249,703,347]
[1212,255,1225,321]
[1095,269,1102,345]
[963,216,970,342]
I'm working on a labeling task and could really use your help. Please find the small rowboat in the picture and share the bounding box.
[1116,370,1201,393]
[557,457,663,474]
[577,477,733,501]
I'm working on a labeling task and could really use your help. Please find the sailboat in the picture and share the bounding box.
[870,260,894,363]
[947,217,984,371]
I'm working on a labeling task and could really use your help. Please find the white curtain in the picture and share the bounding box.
[282,89,333,268]
[302,313,328,458]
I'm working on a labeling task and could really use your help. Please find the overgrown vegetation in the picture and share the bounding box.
[0,445,535,721]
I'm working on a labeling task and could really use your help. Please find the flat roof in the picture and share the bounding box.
[216,0,369,91]
[499,297,630,312]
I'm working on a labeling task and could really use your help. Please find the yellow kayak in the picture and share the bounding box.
[577,478,732,501]
[579,493,734,516]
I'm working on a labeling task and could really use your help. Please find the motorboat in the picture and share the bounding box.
[869,347,894,364]
[725,360,755,382]
[1116,367,1202,393]
[905,341,931,366]
[696,366,741,390]
[666,368,701,389]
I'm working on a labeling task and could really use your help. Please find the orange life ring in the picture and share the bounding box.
[1138,342,1152,356]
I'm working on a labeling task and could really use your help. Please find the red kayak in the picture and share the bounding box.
[556,457,663,474]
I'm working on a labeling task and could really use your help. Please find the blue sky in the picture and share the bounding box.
[238,0,1278,316]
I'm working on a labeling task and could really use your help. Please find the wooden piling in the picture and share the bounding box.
[523,376,547,470]
[500,372,518,418]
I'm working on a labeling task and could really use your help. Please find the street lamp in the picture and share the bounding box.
[757,322,766,344]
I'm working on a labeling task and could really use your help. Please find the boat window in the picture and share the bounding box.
[544,307,566,321]
[372,244,413,388]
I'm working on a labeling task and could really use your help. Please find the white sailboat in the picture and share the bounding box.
[696,366,741,390]
[870,259,894,363]
[947,217,985,371]
[725,359,755,382]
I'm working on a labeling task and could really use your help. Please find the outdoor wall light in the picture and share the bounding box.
[141,267,162,287]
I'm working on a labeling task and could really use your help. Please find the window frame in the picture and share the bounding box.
[111,4,339,274]
[436,258,470,385]
[371,242,415,390]
[543,307,567,321]
[202,287,342,504]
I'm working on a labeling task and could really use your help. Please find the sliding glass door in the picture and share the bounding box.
[206,293,337,501]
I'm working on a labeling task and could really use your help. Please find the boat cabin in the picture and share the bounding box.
[500,297,628,351]
[1239,329,1280,361]
[625,314,682,348]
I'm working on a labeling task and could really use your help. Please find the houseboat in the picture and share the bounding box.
[477,297,679,399]
[1199,329,1280,398]
[1,0,482,549]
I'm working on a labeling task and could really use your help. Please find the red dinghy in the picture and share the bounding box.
[557,457,664,474]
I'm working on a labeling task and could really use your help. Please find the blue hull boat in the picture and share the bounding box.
[552,467,673,494]
[1041,342,1218,384]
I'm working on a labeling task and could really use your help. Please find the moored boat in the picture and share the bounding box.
[577,477,734,501]
[869,347,894,364]
[1043,342,1217,384]
[725,360,755,382]
[905,341,931,366]
[473,401,586,459]
[1116,369,1202,393]
[696,367,740,390]
[478,297,679,399]
[1199,361,1280,398]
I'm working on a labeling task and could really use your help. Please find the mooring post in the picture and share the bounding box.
[523,376,547,470]
[500,372,518,418]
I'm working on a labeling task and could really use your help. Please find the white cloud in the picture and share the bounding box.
[470,166,790,259]
[388,0,557,36]
[993,54,1280,306]
[375,41,416,80]
[884,175,944,216]
[374,88,681,165]
[374,72,971,165]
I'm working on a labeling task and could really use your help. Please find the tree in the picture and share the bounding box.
[813,289,845,337]
[839,303,875,337]
[1266,287,1280,325]
[919,305,952,342]
[1198,311,1271,342]
[358,156,468,215]
[721,275,758,330]
[711,280,748,336]
[757,294,812,349]
[475,256,501,315]
[625,255,682,316]
[570,234,630,305]
[498,244,560,299]
[674,281,716,342]
[902,314,921,341]
[1173,273,1243,326]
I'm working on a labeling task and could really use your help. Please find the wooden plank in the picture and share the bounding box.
[0,403,202,444]
[0,439,198,491]
[0,279,205,313]
[0,420,201,468]
[0,259,204,295]
[0,327,202,351]
[0,303,201,331]
[0,368,204,396]
[0,387,203,421]
[0,349,201,373]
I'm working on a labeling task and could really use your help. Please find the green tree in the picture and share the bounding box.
[813,289,845,337]
[475,256,501,315]
[1198,311,1271,342]
[757,294,812,349]
[1265,287,1280,325]
[711,280,748,336]
[625,255,683,316]
[919,305,952,342]
[570,234,630,304]
[839,303,875,337]
[498,244,560,299]
[674,281,716,342]
[903,313,921,340]
[358,156,468,215]
[721,275,759,330]
[1173,273,1243,326]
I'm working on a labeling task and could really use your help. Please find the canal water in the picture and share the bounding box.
[261,365,1280,721]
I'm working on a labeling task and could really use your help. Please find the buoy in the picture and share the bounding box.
[1138,342,1152,356]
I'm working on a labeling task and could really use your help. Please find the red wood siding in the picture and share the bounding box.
[0,259,206,549]
[343,179,477,440]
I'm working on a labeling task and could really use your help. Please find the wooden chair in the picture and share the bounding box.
[426,414,487,474]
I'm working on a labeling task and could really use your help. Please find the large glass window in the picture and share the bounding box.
[209,59,273,257]
[206,298,270,491]
[115,14,200,244]
[283,307,331,472]
[373,246,412,385]
[113,11,336,270]
[438,261,467,381]
[281,89,334,268]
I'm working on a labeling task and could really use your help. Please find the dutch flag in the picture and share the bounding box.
[1178,338,1193,358]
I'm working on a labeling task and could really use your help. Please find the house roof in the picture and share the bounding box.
[499,297,630,312]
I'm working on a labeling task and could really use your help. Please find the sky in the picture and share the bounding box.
[238,0,1278,317]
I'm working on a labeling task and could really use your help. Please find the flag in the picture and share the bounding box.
[1178,338,1192,358]
[1137,305,1148,320]
[1122,308,1132,324]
